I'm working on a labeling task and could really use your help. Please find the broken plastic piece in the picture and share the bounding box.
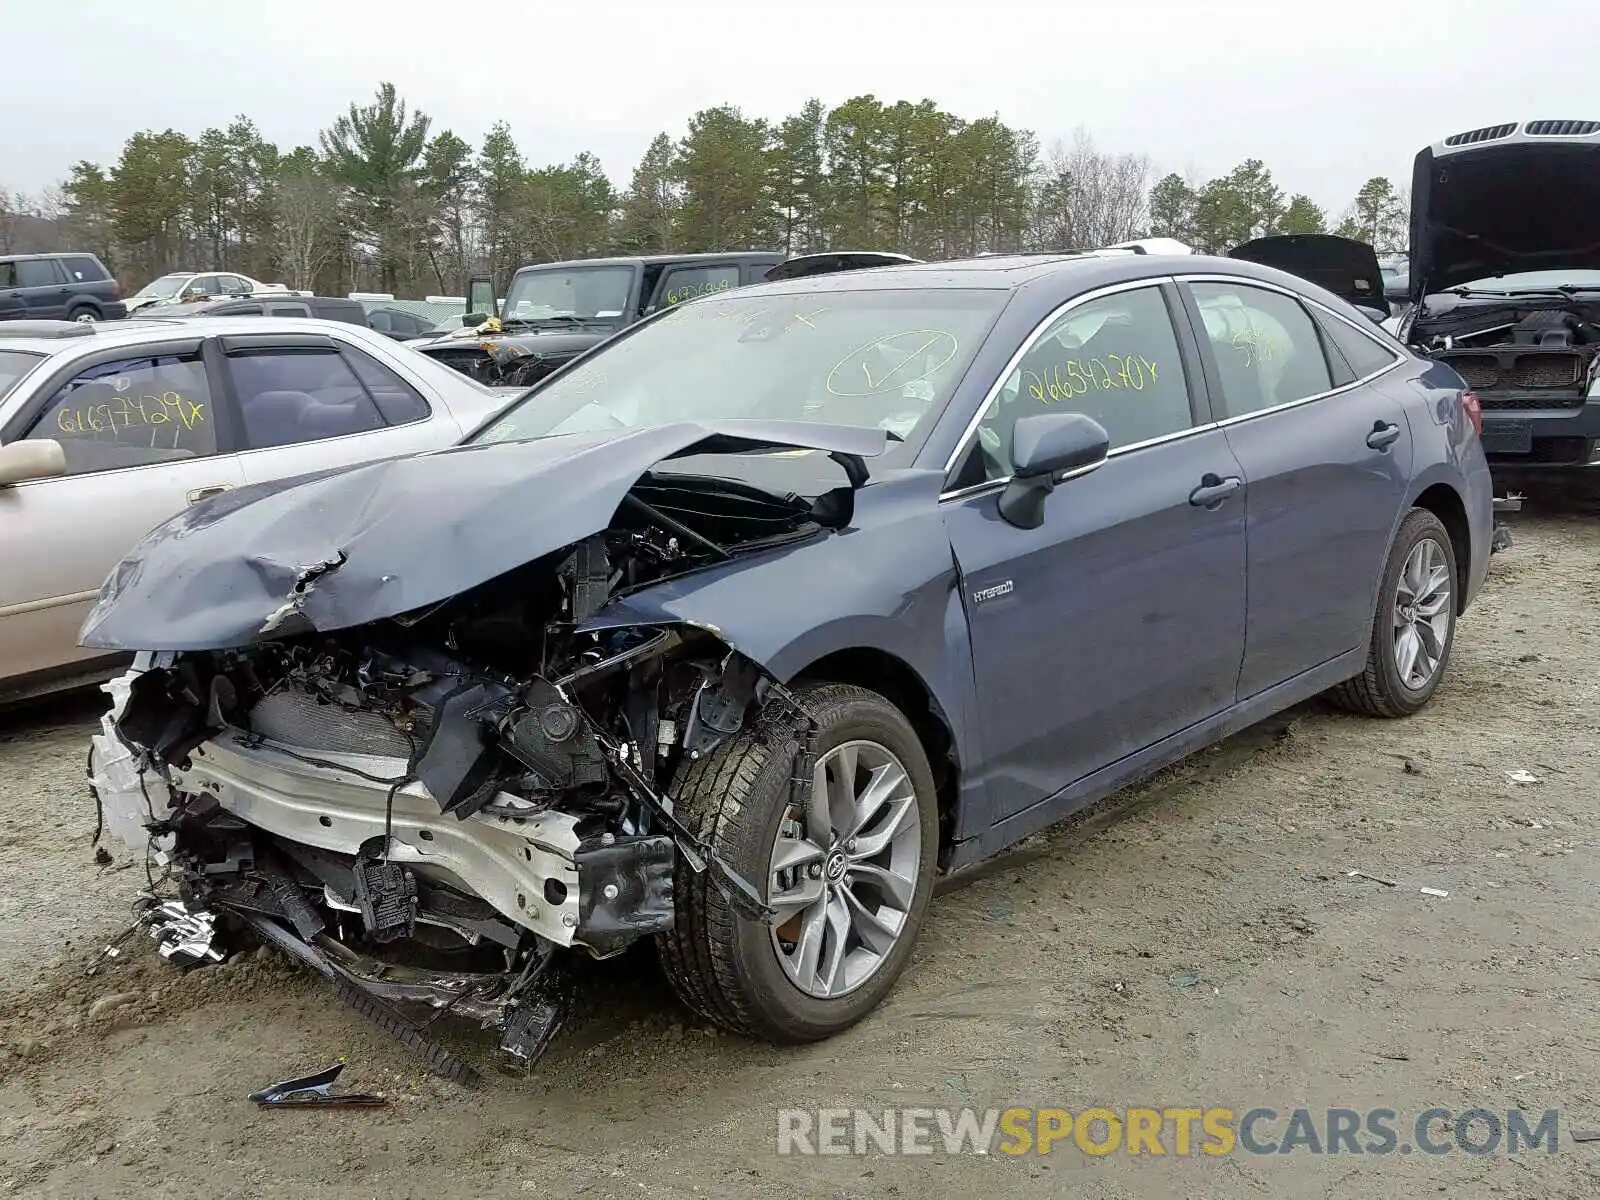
[134,895,225,967]
[1505,769,1542,785]
[1419,886,1449,898]
[248,1062,387,1108]
[1345,870,1398,888]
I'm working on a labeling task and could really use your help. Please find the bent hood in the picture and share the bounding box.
[1228,234,1387,313]
[1410,120,1600,299]
[78,420,888,653]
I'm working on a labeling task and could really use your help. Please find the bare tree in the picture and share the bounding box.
[1031,128,1153,251]
[274,169,342,290]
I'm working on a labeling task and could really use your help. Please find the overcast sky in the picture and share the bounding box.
[6,0,1593,214]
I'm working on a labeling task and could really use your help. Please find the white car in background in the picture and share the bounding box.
[0,316,518,703]
[126,271,296,314]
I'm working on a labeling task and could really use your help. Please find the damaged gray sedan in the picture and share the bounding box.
[82,252,1492,1080]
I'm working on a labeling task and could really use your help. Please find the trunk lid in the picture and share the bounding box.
[1227,234,1388,314]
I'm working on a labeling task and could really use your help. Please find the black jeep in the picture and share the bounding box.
[414,251,915,387]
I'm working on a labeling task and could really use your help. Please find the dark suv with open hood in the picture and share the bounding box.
[1388,120,1600,473]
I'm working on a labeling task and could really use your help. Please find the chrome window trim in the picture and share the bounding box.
[1177,274,1408,428]
[936,272,1415,505]
[937,277,1200,500]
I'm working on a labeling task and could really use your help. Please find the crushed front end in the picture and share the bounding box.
[89,486,831,1080]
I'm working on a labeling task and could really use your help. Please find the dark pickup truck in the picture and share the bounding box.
[412,251,914,386]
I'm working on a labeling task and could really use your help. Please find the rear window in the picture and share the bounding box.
[61,256,108,283]
[0,349,45,399]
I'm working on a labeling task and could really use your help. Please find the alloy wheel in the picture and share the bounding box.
[1392,536,1452,690]
[767,739,922,999]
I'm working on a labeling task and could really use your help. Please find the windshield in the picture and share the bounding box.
[0,349,44,400]
[501,265,635,322]
[133,274,191,300]
[1446,269,1600,294]
[471,287,1007,448]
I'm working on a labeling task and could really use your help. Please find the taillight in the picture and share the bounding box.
[109,280,123,300]
[1461,391,1483,437]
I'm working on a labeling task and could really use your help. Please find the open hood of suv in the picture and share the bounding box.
[1410,120,1600,300]
[1228,234,1388,313]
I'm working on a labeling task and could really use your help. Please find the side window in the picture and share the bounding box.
[1315,309,1402,379]
[224,347,386,450]
[974,286,1193,479]
[268,303,310,317]
[366,310,394,333]
[221,276,251,294]
[341,344,431,424]
[15,259,65,287]
[1189,283,1333,418]
[24,352,218,474]
[63,256,107,283]
[657,264,741,307]
[0,262,16,287]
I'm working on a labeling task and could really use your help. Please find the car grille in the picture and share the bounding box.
[1440,350,1590,409]
[248,689,415,758]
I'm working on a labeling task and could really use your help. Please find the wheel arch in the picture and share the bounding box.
[1409,481,1470,614]
[792,646,962,865]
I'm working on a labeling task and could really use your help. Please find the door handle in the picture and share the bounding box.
[187,484,230,504]
[1367,421,1402,450]
[1189,473,1242,508]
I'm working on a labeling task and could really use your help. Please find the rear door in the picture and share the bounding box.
[0,340,246,684]
[1176,276,1412,696]
[647,261,743,313]
[218,330,459,487]
[13,258,70,319]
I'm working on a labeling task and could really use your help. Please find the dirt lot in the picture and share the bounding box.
[1,490,1597,1199]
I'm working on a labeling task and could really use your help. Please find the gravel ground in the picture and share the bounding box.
[1,490,1597,1199]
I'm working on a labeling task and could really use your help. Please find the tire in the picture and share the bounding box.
[67,304,99,323]
[656,681,939,1043]
[1328,507,1458,717]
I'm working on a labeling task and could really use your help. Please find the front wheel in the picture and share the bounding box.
[657,682,939,1043]
[1328,507,1458,717]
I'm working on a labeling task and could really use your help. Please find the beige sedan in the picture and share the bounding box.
[0,316,519,704]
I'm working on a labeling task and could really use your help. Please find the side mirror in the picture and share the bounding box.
[462,312,488,326]
[0,439,67,486]
[998,413,1110,529]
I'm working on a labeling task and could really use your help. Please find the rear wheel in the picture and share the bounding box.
[1329,507,1458,717]
[67,304,99,323]
[656,682,938,1043]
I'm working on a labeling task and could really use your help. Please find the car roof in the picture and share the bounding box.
[731,251,1237,298]
[512,251,785,273]
[0,252,88,263]
[0,315,379,356]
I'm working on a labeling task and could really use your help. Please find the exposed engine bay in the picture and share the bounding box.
[1414,301,1600,415]
[89,466,845,1082]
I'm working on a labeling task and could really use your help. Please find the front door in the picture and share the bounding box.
[1180,280,1414,697]
[943,282,1248,823]
[0,346,245,685]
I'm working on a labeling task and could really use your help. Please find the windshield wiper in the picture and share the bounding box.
[1445,285,1600,298]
